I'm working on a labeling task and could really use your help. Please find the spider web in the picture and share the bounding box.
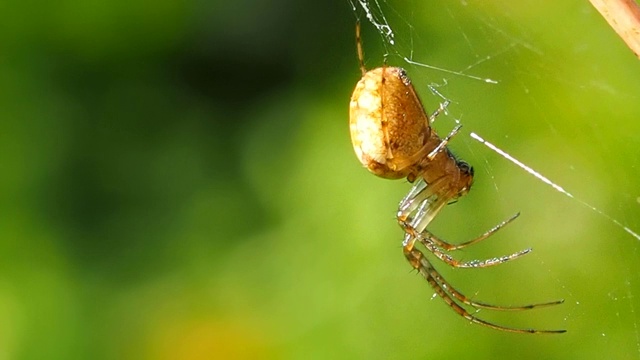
[350,0,640,358]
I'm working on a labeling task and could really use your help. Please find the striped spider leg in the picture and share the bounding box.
[397,177,565,334]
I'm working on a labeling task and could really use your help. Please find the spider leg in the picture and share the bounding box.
[428,212,521,251]
[422,254,565,311]
[429,101,450,124]
[397,178,431,218]
[398,179,531,268]
[398,177,521,250]
[427,124,462,161]
[403,243,566,334]
[403,227,532,268]
[397,178,449,237]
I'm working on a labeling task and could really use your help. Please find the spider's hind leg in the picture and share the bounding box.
[403,244,566,334]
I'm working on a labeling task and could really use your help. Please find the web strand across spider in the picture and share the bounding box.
[348,21,565,334]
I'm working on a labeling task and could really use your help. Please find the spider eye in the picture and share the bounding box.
[456,160,474,177]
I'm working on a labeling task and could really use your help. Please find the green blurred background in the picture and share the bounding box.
[2,0,640,359]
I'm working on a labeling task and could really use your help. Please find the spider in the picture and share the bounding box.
[348,22,565,334]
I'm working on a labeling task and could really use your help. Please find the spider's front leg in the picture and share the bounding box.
[397,180,531,268]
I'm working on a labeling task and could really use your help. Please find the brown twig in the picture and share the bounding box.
[589,0,640,59]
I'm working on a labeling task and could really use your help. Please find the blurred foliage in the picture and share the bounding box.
[1,0,640,359]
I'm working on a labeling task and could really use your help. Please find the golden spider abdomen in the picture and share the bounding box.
[349,67,431,179]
